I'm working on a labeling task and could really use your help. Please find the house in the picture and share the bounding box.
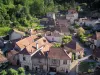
[66,9,78,24]
[48,47,72,73]
[8,29,25,41]
[0,51,8,68]
[47,12,56,20]
[93,48,100,62]
[6,50,19,65]
[18,37,52,71]
[40,18,55,31]
[45,30,63,43]
[89,32,100,48]
[77,18,100,27]
[64,40,84,59]
[94,32,100,47]
[14,35,38,51]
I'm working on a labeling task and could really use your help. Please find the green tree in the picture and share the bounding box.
[8,68,18,75]
[62,35,72,44]
[0,70,7,75]
[77,27,85,36]
[18,67,25,74]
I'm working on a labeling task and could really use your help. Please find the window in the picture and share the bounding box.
[38,59,42,63]
[23,56,25,61]
[63,60,67,64]
[52,59,57,64]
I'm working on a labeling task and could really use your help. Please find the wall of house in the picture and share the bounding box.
[32,58,46,70]
[45,36,62,43]
[19,54,32,70]
[47,13,55,20]
[48,59,71,72]
[7,54,18,65]
[94,40,100,47]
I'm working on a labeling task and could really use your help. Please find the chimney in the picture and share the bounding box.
[36,42,38,50]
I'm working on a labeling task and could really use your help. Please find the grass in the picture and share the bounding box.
[0,27,11,36]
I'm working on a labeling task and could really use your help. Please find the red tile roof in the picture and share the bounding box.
[19,37,52,55]
[16,35,38,49]
[48,47,71,60]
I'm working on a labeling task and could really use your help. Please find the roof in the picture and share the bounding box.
[68,9,77,14]
[9,29,25,36]
[45,30,62,37]
[0,53,8,63]
[16,35,38,49]
[19,37,52,55]
[7,50,18,56]
[48,47,71,60]
[65,40,83,52]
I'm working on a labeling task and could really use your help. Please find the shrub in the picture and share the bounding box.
[0,27,11,36]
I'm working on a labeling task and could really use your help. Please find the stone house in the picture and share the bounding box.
[48,47,72,73]
[47,12,56,20]
[88,32,100,48]
[13,35,73,73]
[64,40,84,59]
[45,30,63,43]
[66,9,78,24]
[93,48,100,62]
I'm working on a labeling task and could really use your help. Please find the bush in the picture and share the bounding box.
[0,27,11,36]
[15,26,26,32]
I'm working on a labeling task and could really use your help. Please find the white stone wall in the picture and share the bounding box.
[19,54,32,70]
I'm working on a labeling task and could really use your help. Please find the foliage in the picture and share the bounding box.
[18,67,25,74]
[0,67,30,75]
[0,27,11,36]
[77,27,85,37]
[53,43,61,48]
[0,70,7,75]
[8,68,18,75]
[62,35,72,44]
[74,23,80,28]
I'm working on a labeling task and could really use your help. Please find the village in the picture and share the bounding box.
[0,8,100,75]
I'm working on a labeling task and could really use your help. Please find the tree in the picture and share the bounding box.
[77,27,85,36]
[8,68,18,75]
[18,67,25,74]
[0,70,7,75]
[62,35,72,44]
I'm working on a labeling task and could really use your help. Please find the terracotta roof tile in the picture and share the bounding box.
[16,35,38,49]
[48,47,71,60]
[19,37,52,55]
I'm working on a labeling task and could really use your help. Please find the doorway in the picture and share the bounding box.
[49,67,56,72]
